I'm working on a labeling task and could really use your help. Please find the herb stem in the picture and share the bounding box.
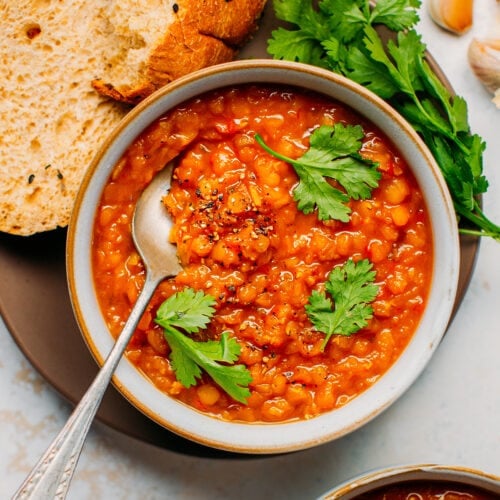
[254,133,298,166]
[454,202,500,241]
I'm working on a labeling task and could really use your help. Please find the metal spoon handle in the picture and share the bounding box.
[13,274,160,500]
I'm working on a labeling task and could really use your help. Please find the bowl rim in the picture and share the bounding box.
[67,59,460,454]
[317,464,500,499]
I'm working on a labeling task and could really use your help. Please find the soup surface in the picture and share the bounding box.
[357,480,499,499]
[93,84,433,422]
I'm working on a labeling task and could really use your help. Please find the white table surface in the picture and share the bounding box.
[1,2,499,498]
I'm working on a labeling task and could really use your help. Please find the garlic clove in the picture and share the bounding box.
[429,0,473,35]
[468,38,500,94]
[493,89,500,109]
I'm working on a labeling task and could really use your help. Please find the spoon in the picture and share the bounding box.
[14,161,181,499]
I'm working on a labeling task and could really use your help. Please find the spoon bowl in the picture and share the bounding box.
[133,161,182,281]
[13,161,179,499]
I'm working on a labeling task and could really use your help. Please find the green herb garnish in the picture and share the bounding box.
[155,288,252,404]
[306,259,379,350]
[255,123,380,222]
[268,0,500,241]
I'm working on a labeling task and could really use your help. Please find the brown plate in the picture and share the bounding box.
[0,5,480,457]
[0,228,239,457]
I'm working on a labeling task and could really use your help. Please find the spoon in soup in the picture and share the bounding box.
[14,161,181,500]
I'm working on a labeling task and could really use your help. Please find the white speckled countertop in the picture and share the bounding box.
[1,2,499,498]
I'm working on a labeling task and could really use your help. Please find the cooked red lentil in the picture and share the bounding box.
[93,84,433,423]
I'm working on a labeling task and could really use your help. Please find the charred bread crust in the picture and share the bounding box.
[92,0,267,104]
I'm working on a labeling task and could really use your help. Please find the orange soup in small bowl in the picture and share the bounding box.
[319,464,500,499]
[67,60,460,453]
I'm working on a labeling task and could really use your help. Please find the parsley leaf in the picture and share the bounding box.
[268,0,500,241]
[268,0,330,67]
[255,124,380,222]
[321,0,368,43]
[155,288,252,404]
[305,259,379,350]
[369,0,420,31]
[268,28,327,68]
[156,287,216,333]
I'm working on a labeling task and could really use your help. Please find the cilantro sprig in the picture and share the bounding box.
[155,288,252,404]
[306,259,379,350]
[268,0,500,241]
[255,123,380,222]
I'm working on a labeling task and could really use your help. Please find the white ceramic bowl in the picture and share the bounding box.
[318,464,500,498]
[67,60,460,454]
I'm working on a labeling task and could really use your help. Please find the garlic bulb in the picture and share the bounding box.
[468,38,500,94]
[429,0,473,35]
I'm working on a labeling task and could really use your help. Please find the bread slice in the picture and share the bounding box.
[92,0,267,104]
[0,0,266,236]
[0,1,129,236]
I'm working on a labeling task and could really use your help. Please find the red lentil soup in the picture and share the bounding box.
[93,84,433,423]
[357,481,499,499]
